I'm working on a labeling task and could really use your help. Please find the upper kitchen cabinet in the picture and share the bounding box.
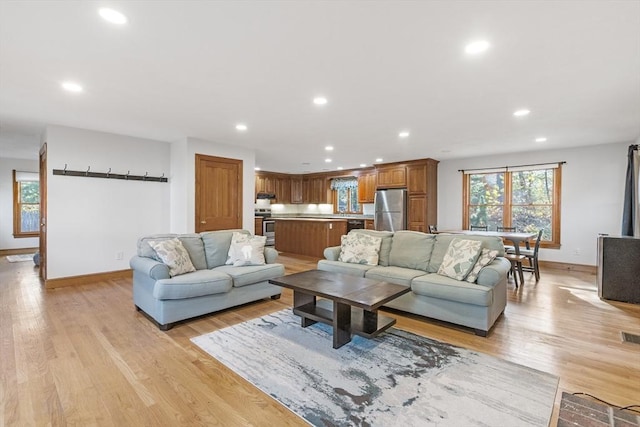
[255,172,275,196]
[303,175,331,204]
[290,175,303,204]
[375,164,406,189]
[357,171,376,203]
[278,175,292,204]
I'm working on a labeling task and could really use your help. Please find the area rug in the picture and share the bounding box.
[558,392,640,426]
[5,254,35,263]
[191,309,558,426]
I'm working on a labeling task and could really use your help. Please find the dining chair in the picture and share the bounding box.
[503,253,525,288]
[519,230,543,281]
[470,225,488,231]
[428,224,438,234]
[497,226,517,252]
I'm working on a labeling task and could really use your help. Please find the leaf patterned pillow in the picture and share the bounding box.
[225,232,267,267]
[465,248,499,283]
[338,233,382,265]
[437,238,483,280]
[148,238,196,277]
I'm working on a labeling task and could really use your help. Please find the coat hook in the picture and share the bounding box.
[86,166,90,176]
[107,167,111,177]
[126,170,130,180]
[63,164,68,175]
[144,172,148,181]
[161,173,165,178]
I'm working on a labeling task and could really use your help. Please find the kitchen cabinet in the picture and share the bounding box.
[274,176,291,204]
[255,173,275,195]
[405,159,439,232]
[357,171,376,203]
[290,175,303,204]
[275,218,347,258]
[255,217,263,236]
[375,165,406,188]
[303,176,330,204]
[365,219,375,230]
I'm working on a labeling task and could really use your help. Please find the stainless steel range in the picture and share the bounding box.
[255,208,275,246]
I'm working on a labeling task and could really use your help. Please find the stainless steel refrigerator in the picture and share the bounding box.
[374,189,407,231]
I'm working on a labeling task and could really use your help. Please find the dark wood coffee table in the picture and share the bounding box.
[269,270,410,349]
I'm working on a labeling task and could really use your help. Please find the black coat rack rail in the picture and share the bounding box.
[52,165,168,183]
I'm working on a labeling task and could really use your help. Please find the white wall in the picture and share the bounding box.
[0,157,39,250]
[45,125,170,279]
[438,142,630,266]
[170,137,256,233]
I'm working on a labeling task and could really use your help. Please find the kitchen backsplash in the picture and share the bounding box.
[268,203,374,215]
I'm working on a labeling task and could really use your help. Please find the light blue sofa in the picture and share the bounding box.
[130,229,284,330]
[317,230,511,336]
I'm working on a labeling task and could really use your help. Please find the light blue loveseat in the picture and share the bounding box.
[318,230,511,336]
[130,229,284,330]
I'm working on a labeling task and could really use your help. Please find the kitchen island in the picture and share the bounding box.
[274,218,348,258]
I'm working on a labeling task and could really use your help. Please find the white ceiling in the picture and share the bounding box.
[1,1,639,173]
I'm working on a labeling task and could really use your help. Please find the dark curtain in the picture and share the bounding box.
[622,144,639,237]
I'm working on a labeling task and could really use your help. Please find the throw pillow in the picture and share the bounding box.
[437,238,483,280]
[338,233,382,265]
[226,232,267,267]
[464,248,499,283]
[148,238,196,277]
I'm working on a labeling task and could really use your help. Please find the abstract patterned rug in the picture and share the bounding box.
[192,309,558,426]
[558,392,640,426]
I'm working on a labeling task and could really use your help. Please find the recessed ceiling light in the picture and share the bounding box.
[535,137,547,143]
[325,145,334,151]
[375,158,383,163]
[313,96,328,105]
[61,81,83,93]
[235,123,248,131]
[513,109,531,117]
[360,163,367,168]
[98,8,128,25]
[325,158,332,163]
[465,40,490,55]
[254,167,261,171]
[399,131,410,138]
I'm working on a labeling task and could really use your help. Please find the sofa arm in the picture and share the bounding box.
[323,246,341,261]
[130,255,170,280]
[476,257,511,287]
[264,247,279,264]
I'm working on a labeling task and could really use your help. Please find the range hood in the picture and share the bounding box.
[256,192,276,200]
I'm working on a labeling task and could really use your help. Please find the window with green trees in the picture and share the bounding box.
[463,165,561,247]
[331,177,360,214]
[13,170,40,238]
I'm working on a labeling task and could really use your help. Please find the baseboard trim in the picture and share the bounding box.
[45,269,132,289]
[0,247,38,256]
[539,260,596,274]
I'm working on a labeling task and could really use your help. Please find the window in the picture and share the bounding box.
[13,170,40,238]
[330,178,360,214]
[463,164,561,247]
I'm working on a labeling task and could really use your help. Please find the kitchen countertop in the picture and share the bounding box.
[272,217,348,222]
[270,215,373,220]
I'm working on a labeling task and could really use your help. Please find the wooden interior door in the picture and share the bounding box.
[195,154,242,232]
[39,143,47,281]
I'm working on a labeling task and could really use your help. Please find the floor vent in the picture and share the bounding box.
[621,331,640,344]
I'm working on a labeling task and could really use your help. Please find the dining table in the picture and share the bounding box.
[438,230,538,286]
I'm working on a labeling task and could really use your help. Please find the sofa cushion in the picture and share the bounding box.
[411,273,493,306]
[365,266,427,286]
[226,232,267,266]
[213,263,285,288]
[465,248,499,283]
[148,238,196,277]
[437,238,483,280]
[388,231,435,271]
[137,234,177,259]
[428,234,505,273]
[178,234,208,270]
[349,230,394,266]
[201,229,250,268]
[317,259,375,277]
[153,270,232,300]
[338,233,382,265]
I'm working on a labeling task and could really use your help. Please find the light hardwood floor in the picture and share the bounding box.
[1,253,639,426]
